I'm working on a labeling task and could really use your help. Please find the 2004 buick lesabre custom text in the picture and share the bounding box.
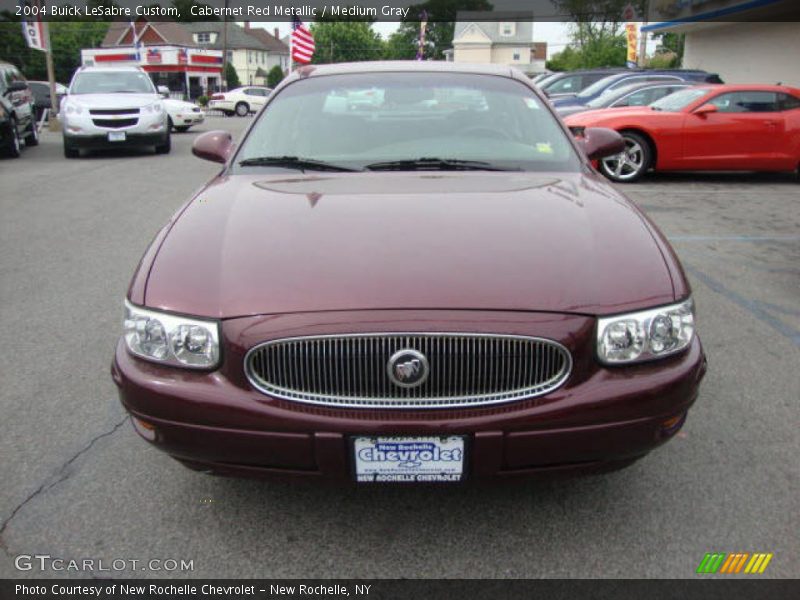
[112,62,707,483]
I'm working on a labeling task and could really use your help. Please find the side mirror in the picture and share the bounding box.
[157,85,169,98]
[693,103,718,116]
[578,127,626,160]
[192,130,234,164]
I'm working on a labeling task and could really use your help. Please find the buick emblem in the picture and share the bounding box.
[387,349,430,388]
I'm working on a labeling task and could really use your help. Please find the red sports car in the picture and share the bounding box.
[563,84,800,182]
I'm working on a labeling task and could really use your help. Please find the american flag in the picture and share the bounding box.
[291,16,315,64]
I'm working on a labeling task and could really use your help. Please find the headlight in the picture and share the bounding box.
[123,300,220,369]
[597,298,695,365]
[64,103,82,115]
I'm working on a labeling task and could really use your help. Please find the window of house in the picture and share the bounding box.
[500,23,515,37]
[195,32,213,44]
[512,49,524,62]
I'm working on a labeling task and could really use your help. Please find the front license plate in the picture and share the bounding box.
[108,131,126,142]
[353,436,465,483]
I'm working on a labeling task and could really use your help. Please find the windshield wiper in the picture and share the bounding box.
[237,156,358,172]
[364,158,511,172]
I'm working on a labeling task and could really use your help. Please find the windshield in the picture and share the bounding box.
[70,71,156,95]
[235,72,580,172]
[650,87,709,111]
[585,85,637,108]
[576,75,619,98]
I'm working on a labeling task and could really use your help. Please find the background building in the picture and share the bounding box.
[92,20,223,99]
[446,16,547,76]
[91,19,289,98]
[644,0,800,87]
[183,22,288,87]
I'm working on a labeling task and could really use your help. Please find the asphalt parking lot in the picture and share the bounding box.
[0,116,797,579]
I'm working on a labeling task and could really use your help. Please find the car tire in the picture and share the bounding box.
[63,138,79,158]
[598,131,652,183]
[155,132,171,154]
[24,121,39,147]
[167,116,174,131]
[174,126,190,133]
[235,102,249,117]
[3,117,21,158]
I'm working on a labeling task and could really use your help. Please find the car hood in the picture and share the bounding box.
[163,98,199,111]
[143,172,677,319]
[551,95,590,108]
[66,93,159,109]
[564,106,657,126]
[556,105,590,118]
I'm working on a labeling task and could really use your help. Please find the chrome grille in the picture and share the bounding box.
[245,334,571,409]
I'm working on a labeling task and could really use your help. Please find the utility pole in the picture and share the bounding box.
[638,0,650,66]
[220,0,229,92]
[42,20,60,131]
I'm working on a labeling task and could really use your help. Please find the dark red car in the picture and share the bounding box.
[563,84,800,182]
[113,62,706,483]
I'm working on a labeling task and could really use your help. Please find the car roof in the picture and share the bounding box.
[76,65,145,72]
[693,83,800,94]
[289,61,525,80]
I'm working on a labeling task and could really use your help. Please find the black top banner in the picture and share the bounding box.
[3,0,800,22]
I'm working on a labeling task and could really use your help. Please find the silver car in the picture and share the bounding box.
[61,66,170,158]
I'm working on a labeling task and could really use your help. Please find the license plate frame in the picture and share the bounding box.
[107,131,126,142]
[352,435,467,483]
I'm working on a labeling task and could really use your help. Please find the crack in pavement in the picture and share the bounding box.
[0,416,129,556]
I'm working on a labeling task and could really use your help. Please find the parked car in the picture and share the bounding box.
[556,82,691,117]
[0,60,38,157]
[163,98,205,132]
[208,86,271,116]
[113,62,706,483]
[551,70,723,109]
[61,66,170,158]
[536,67,629,98]
[28,80,68,121]
[564,84,800,182]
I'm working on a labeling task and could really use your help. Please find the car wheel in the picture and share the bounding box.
[174,126,190,133]
[24,120,39,147]
[63,138,79,158]
[235,102,249,117]
[599,132,652,183]
[4,118,21,158]
[155,132,171,154]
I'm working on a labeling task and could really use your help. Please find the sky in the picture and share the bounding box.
[252,21,573,58]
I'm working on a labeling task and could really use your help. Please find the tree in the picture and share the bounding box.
[224,62,240,89]
[547,0,645,70]
[652,31,684,65]
[266,65,284,88]
[390,0,493,61]
[0,18,109,83]
[309,21,384,64]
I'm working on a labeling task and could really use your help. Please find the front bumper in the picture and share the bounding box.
[112,310,707,482]
[171,112,204,127]
[63,111,167,147]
